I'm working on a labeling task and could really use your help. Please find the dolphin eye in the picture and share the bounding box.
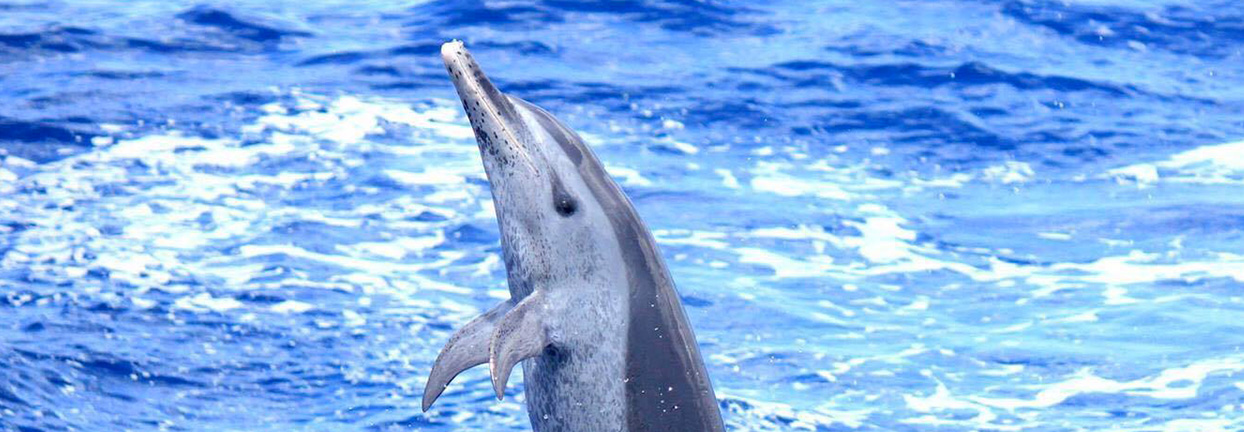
[555,195,577,217]
[551,177,577,217]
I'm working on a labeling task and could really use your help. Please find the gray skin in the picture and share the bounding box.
[421,41,725,432]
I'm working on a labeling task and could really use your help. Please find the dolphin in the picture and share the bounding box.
[421,41,725,432]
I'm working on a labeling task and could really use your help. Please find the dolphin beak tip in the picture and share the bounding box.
[441,40,465,65]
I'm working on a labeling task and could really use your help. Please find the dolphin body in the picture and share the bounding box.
[421,41,725,432]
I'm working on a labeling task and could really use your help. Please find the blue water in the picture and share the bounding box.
[3,0,1244,430]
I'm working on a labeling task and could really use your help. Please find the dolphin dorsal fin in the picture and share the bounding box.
[422,299,515,411]
[488,290,551,399]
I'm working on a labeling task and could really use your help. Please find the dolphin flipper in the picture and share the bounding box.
[422,300,515,411]
[488,290,551,399]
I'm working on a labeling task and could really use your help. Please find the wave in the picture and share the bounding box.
[410,0,774,36]
[1004,0,1244,58]
[767,59,1132,95]
[1108,140,1244,186]
[176,6,311,43]
[0,6,309,62]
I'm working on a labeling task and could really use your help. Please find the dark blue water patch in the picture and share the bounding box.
[211,90,279,106]
[0,23,249,60]
[20,90,104,112]
[233,290,288,305]
[386,42,443,58]
[0,221,37,234]
[355,65,403,77]
[0,383,28,407]
[0,26,100,54]
[1187,378,1244,410]
[822,106,1015,148]
[680,295,713,308]
[176,6,312,44]
[6,8,309,61]
[362,172,418,191]
[83,70,168,80]
[783,98,863,113]
[1003,0,1244,59]
[680,99,771,129]
[366,413,446,431]
[298,51,373,66]
[826,34,955,59]
[951,61,1130,95]
[264,220,390,254]
[411,0,565,29]
[409,210,450,222]
[410,0,774,36]
[0,117,97,146]
[120,36,238,54]
[0,2,49,11]
[86,300,129,313]
[367,75,447,91]
[979,349,1106,375]
[473,40,555,56]
[1,291,45,308]
[9,347,204,389]
[542,0,777,36]
[769,60,1132,96]
[1059,391,1154,409]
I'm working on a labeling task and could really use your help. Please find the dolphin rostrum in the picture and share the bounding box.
[421,41,725,431]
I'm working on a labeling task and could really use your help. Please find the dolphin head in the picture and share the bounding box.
[441,41,615,296]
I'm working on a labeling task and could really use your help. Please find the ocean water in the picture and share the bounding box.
[2,0,1244,430]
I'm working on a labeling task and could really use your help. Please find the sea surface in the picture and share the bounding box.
[2,1,1244,431]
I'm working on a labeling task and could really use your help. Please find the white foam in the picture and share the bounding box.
[1048,310,1098,324]
[981,161,1034,184]
[714,168,740,189]
[1108,163,1160,187]
[660,137,699,155]
[174,293,244,313]
[909,172,973,189]
[1053,250,1244,285]
[652,229,731,250]
[0,93,502,320]
[904,381,1000,426]
[1109,140,1244,186]
[717,394,871,430]
[749,161,853,200]
[735,247,833,279]
[841,211,917,263]
[250,95,471,144]
[751,172,852,200]
[972,355,1244,410]
[384,169,467,187]
[603,165,653,187]
[1161,418,1238,432]
[1164,140,1244,170]
[660,119,684,130]
[1037,232,1073,241]
[271,300,315,314]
